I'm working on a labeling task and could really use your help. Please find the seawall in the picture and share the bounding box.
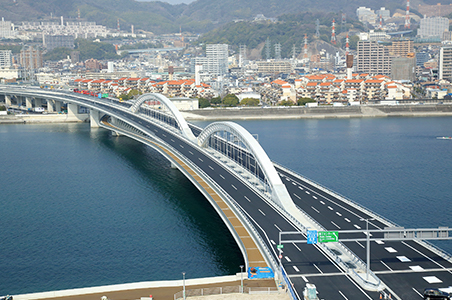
[181,104,452,121]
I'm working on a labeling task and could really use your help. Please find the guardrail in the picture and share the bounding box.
[173,285,279,300]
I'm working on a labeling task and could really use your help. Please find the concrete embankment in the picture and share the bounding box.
[0,113,89,124]
[13,276,281,300]
[181,104,452,121]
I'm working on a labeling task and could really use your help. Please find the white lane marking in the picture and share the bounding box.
[363,232,372,237]
[171,139,175,142]
[313,196,317,199]
[274,224,282,232]
[258,209,266,216]
[162,134,166,137]
[302,276,308,282]
[209,165,214,170]
[354,224,361,229]
[293,193,301,199]
[401,241,451,271]
[380,260,393,271]
[356,241,365,248]
[344,218,351,223]
[198,158,203,162]
[293,266,300,272]
[311,206,320,214]
[320,201,325,205]
[397,256,411,262]
[412,288,423,297]
[298,186,304,190]
[313,264,323,274]
[328,206,334,210]
[154,129,158,132]
[189,151,194,155]
[270,240,276,245]
[305,191,310,195]
[179,145,184,148]
[338,291,349,300]
[423,276,442,284]
[375,240,384,244]
[292,182,297,185]
[331,221,341,229]
[285,256,291,262]
[409,265,424,272]
[220,174,225,179]
[292,242,301,252]
[138,121,143,124]
[244,196,251,202]
[336,212,342,216]
[385,247,397,253]
[232,184,237,190]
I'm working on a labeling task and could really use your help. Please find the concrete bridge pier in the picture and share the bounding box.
[89,109,101,128]
[35,98,42,108]
[67,103,87,121]
[54,100,62,113]
[5,95,11,106]
[47,99,54,112]
[110,116,122,136]
[25,97,33,109]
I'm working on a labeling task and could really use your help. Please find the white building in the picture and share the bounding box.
[439,46,452,82]
[417,17,449,39]
[193,44,228,76]
[356,7,377,24]
[0,50,12,67]
[0,18,15,39]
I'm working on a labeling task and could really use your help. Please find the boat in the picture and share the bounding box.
[436,137,452,140]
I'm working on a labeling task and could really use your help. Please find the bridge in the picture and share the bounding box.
[2,86,452,300]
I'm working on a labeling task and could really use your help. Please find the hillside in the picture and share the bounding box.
[0,0,435,34]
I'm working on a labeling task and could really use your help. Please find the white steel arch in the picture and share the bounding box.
[198,121,294,210]
[130,93,196,142]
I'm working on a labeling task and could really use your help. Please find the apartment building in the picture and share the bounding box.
[0,50,12,67]
[417,17,449,39]
[439,46,452,82]
[356,40,392,75]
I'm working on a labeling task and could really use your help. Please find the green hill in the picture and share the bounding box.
[0,0,435,34]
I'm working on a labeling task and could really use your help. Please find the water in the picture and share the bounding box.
[1,117,452,295]
[0,124,242,295]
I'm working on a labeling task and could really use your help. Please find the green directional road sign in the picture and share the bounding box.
[277,244,284,249]
[318,231,339,243]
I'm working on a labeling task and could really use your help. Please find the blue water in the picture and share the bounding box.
[0,124,242,295]
[1,117,452,295]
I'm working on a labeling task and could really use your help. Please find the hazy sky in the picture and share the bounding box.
[137,0,195,4]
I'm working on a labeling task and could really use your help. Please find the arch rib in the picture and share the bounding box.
[131,93,196,142]
[198,121,295,211]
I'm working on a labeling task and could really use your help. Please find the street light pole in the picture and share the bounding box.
[182,272,186,300]
[240,265,244,293]
[360,218,375,281]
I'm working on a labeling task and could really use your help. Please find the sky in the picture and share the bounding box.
[137,0,195,4]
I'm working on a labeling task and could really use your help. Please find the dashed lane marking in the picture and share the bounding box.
[244,196,251,202]
[293,266,300,272]
[328,206,334,210]
[311,206,320,213]
[338,290,349,300]
[313,264,323,274]
[179,145,184,148]
[189,151,193,155]
[354,224,361,229]
[271,240,276,245]
[209,165,214,170]
[258,209,266,216]
[285,256,291,262]
[274,224,282,232]
[293,193,301,199]
[320,201,325,205]
[331,221,341,229]
[198,157,203,162]
[313,196,317,199]
[356,241,365,248]
[232,184,237,190]
[336,212,342,216]
[345,218,351,223]
[220,174,225,179]
[299,186,304,190]
[381,261,393,271]
[305,191,310,195]
[292,242,301,252]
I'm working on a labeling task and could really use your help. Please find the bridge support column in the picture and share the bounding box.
[47,99,54,112]
[54,101,62,113]
[5,95,11,106]
[25,97,33,109]
[67,103,87,121]
[89,109,101,128]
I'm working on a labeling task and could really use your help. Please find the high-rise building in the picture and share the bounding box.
[386,40,414,57]
[0,18,15,39]
[43,34,75,51]
[192,44,228,76]
[439,46,452,81]
[356,40,392,75]
[417,17,449,39]
[20,47,43,69]
[0,50,12,67]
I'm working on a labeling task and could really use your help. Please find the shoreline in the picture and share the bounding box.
[2,104,452,124]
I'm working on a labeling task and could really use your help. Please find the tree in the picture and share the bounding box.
[119,89,142,100]
[279,100,294,106]
[199,98,211,108]
[240,97,259,106]
[211,96,222,105]
[222,94,239,106]
[0,105,6,111]
[297,97,315,106]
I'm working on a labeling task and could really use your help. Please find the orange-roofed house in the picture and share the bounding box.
[344,79,364,99]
